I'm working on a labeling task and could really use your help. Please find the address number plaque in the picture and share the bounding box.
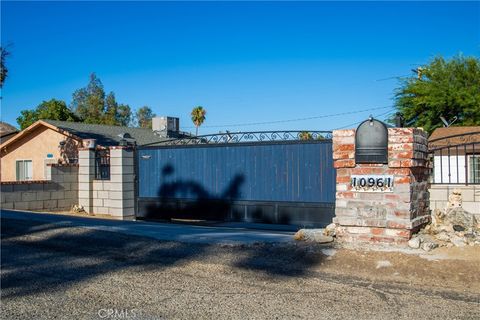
[351,175,394,192]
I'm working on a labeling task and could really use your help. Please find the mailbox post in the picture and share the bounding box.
[332,118,430,245]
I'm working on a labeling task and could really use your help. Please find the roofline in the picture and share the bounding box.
[0,120,83,152]
[0,131,19,139]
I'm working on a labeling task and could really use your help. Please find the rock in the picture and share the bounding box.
[295,229,334,243]
[464,233,476,243]
[435,232,450,242]
[71,204,85,213]
[444,207,478,232]
[431,209,446,227]
[313,234,334,244]
[408,237,422,249]
[323,223,337,237]
[450,235,466,247]
[293,230,305,241]
[421,241,438,252]
[447,189,462,208]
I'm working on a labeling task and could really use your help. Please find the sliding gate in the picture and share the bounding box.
[136,131,336,228]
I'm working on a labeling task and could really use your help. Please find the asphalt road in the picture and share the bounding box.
[2,215,479,320]
[0,209,294,244]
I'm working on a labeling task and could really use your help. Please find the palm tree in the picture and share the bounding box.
[191,106,206,136]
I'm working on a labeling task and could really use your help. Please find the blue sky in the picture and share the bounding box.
[1,1,479,133]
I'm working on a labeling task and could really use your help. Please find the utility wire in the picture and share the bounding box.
[182,106,393,129]
[332,108,397,130]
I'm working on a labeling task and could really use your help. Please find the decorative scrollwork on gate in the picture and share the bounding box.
[149,130,332,146]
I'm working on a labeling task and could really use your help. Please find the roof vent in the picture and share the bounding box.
[118,132,133,139]
[118,133,136,146]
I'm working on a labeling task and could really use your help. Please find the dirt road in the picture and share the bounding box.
[1,217,479,319]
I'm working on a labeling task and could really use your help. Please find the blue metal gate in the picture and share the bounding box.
[136,131,335,228]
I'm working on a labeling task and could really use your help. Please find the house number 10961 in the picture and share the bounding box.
[350,175,394,192]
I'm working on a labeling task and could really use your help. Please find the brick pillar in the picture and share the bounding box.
[332,128,430,245]
[108,147,135,220]
[78,148,95,214]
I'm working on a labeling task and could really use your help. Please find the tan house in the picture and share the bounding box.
[0,119,170,182]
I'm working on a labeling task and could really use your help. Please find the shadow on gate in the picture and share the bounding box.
[143,164,246,222]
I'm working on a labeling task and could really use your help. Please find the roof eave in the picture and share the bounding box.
[0,120,84,152]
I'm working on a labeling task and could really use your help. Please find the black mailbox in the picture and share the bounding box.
[355,117,388,164]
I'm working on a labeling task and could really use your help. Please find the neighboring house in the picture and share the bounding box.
[0,121,19,144]
[0,118,177,182]
[429,126,480,184]
[428,126,480,214]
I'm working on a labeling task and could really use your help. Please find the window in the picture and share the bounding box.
[16,160,33,181]
[469,155,480,184]
[95,150,110,180]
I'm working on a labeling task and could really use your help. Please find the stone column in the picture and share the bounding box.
[78,148,95,214]
[108,147,135,220]
[332,128,431,245]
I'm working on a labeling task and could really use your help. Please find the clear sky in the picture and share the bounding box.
[1,1,479,134]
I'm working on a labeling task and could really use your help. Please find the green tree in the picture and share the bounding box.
[1,46,10,88]
[117,104,132,127]
[136,106,156,129]
[394,55,480,134]
[191,106,206,136]
[71,73,106,124]
[17,99,79,129]
[71,73,133,126]
[104,92,118,125]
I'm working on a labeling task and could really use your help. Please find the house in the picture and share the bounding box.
[428,126,480,214]
[0,118,179,182]
[429,126,480,184]
[0,122,19,144]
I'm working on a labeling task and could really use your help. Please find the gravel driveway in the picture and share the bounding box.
[2,216,479,320]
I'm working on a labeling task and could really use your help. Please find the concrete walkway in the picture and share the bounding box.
[0,209,295,244]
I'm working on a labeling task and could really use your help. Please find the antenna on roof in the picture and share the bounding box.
[440,116,458,127]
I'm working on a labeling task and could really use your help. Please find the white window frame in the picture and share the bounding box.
[16,159,33,181]
[468,155,480,184]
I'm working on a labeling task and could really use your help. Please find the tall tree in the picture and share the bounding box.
[17,99,79,130]
[104,92,119,125]
[71,73,106,124]
[394,55,480,134]
[0,46,10,88]
[191,106,206,136]
[117,104,132,127]
[71,73,133,126]
[136,106,156,129]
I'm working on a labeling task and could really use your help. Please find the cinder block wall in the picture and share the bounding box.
[78,147,135,220]
[1,164,79,211]
[333,128,431,245]
[430,184,480,214]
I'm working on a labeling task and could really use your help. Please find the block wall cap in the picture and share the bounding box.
[333,129,356,137]
[47,163,79,167]
[1,180,52,185]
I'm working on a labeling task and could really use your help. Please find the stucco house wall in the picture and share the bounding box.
[0,125,80,181]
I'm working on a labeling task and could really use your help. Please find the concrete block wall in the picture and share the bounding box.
[1,164,79,211]
[78,147,135,220]
[333,127,431,245]
[78,149,95,213]
[430,184,480,214]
